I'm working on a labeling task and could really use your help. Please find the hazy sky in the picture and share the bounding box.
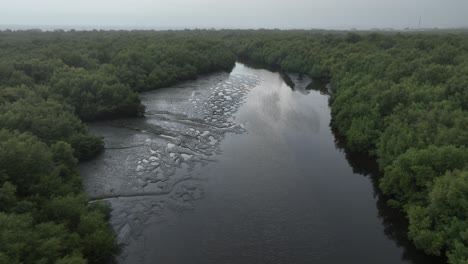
[1,0,468,30]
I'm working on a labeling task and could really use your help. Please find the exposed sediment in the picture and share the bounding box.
[80,70,260,261]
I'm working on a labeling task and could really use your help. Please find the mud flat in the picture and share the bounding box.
[80,64,260,261]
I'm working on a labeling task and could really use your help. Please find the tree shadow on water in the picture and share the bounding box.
[331,126,447,264]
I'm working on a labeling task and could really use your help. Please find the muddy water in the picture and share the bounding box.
[80,63,443,264]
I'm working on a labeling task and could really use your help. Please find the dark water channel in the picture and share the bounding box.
[80,63,444,264]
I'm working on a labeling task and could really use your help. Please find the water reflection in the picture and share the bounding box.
[82,63,446,264]
[332,134,446,264]
[308,83,448,264]
[141,63,445,264]
[284,72,444,263]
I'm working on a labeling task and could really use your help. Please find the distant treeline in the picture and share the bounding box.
[224,30,468,264]
[0,30,235,263]
[0,30,467,263]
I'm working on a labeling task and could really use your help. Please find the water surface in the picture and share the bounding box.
[80,63,443,264]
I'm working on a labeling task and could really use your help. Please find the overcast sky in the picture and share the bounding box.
[1,0,467,30]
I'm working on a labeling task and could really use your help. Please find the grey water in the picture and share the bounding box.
[80,63,444,264]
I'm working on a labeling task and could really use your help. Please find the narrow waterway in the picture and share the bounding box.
[80,63,443,264]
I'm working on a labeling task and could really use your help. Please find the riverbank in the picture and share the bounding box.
[80,63,444,264]
[225,32,467,263]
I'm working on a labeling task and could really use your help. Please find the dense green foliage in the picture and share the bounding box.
[0,30,236,263]
[231,31,468,264]
[0,30,235,120]
[0,86,103,160]
[1,29,467,263]
[0,130,117,263]
[224,31,468,263]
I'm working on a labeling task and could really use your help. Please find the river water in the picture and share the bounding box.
[80,63,443,264]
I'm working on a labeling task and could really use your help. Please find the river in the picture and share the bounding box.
[80,63,444,264]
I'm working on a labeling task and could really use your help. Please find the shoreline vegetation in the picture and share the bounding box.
[0,30,236,264]
[226,31,467,264]
[0,30,466,263]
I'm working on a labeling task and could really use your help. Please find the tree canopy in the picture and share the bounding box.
[0,29,467,263]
